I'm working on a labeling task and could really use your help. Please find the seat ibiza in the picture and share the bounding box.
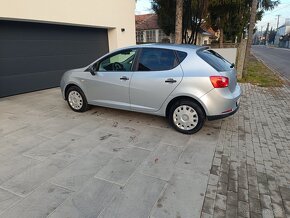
[60,44,241,134]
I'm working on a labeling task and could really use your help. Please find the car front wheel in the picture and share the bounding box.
[168,100,205,134]
[66,86,89,112]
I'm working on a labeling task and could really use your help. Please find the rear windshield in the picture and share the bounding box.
[197,49,231,72]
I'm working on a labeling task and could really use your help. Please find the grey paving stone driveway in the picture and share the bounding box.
[1,83,289,218]
[0,88,220,218]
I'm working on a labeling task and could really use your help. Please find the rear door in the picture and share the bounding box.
[130,48,183,112]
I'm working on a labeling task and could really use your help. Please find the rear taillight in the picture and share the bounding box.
[210,76,229,88]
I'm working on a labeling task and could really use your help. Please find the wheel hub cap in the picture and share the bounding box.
[181,114,189,121]
[68,91,83,110]
[173,105,198,130]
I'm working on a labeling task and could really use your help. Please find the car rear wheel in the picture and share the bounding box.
[168,100,205,134]
[66,86,89,112]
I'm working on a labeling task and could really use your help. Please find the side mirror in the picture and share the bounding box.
[86,65,96,75]
[230,63,235,68]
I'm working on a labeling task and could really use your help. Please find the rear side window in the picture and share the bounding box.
[137,48,178,71]
[197,50,231,72]
[176,51,187,63]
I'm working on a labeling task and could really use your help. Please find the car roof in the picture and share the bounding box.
[117,43,208,53]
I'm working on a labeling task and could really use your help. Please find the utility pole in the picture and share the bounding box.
[275,15,281,45]
[260,26,263,45]
[265,23,269,45]
[276,15,280,30]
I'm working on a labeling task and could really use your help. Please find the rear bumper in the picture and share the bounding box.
[207,104,239,120]
[200,84,241,118]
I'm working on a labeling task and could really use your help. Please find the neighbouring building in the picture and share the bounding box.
[0,0,136,97]
[135,13,216,45]
[274,18,290,48]
[135,14,173,44]
[186,24,217,46]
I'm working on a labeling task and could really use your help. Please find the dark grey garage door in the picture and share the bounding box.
[0,20,109,97]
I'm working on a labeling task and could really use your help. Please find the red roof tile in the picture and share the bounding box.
[200,23,216,36]
[135,14,159,30]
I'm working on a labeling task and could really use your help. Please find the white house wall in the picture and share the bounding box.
[0,0,136,51]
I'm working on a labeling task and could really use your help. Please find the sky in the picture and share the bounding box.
[135,0,153,15]
[135,0,290,31]
[256,0,290,31]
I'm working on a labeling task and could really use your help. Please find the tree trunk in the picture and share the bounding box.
[219,28,224,48]
[175,0,183,44]
[243,0,257,78]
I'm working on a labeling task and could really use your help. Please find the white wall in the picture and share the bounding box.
[0,0,136,51]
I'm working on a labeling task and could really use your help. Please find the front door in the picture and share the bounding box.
[130,48,183,112]
[85,49,137,110]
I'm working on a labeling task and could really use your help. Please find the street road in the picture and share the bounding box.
[252,45,290,81]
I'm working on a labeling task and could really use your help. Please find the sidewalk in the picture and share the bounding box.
[201,83,290,218]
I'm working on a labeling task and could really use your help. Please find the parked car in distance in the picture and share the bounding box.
[60,44,241,134]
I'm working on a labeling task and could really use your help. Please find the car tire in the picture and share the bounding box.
[168,100,205,134]
[66,86,89,112]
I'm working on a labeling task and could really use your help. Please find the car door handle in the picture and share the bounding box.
[165,78,177,83]
[120,76,129,81]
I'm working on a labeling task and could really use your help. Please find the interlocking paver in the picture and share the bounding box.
[215,193,227,210]
[202,83,290,218]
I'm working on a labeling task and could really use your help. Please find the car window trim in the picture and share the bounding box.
[133,48,142,72]
[131,48,141,71]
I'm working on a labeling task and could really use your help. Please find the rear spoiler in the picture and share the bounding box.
[196,46,210,52]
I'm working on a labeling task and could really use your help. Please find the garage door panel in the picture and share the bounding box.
[0,70,65,97]
[1,54,97,76]
[0,20,109,97]
[0,40,105,58]
[0,21,107,41]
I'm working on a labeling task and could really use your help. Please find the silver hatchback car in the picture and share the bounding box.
[60,44,241,134]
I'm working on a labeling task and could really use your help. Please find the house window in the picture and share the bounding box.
[158,30,170,42]
[146,30,156,42]
[136,31,144,43]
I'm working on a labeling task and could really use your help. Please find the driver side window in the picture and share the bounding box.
[98,49,136,72]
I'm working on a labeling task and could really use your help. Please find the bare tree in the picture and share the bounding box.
[243,0,258,77]
[175,0,183,44]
